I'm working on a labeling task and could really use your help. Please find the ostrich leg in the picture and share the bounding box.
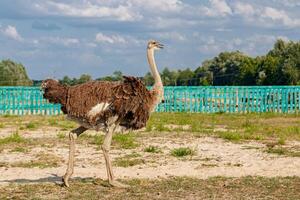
[102,124,129,188]
[62,126,87,187]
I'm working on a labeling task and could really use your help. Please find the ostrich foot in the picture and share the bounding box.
[62,176,70,187]
[109,180,129,188]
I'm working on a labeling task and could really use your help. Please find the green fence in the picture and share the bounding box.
[1,86,300,115]
[157,86,300,113]
[0,87,61,115]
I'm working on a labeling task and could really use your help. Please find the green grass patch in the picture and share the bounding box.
[144,146,162,153]
[113,133,139,149]
[171,147,195,157]
[277,137,286,145]
[79,134,104,146]
[145,112,300,141]
[113,153,144,167]
[219,132,241,141]
[9,147,28,153]
[47,116,77,130]
[57,132,66,139]
[0,132,25,145]
[25,121,38,130]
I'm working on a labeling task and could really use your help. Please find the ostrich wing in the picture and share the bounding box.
[109,76,153,129]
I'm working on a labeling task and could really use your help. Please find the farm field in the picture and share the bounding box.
[0,113,300,199]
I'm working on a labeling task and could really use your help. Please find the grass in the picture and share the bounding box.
[171,147,196,157]
[266,146,300,157]
[0,176,299,200]
[113,153,144,167]
[112,133,139,149]
[145,112,300,141]
[144,146,162,153]
[0,132,25,145]
[25,121,38,130]
[9,147,28,153]
[79,134,104,146]
[9,153,62,168]
[0,112,300,143]
[57,132,66,139]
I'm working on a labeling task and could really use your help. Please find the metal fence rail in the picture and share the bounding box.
[156,86,300,113]
[0,87,61,115]
[1,86,300,115]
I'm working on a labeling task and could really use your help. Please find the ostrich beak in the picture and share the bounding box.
[157,43,164,49]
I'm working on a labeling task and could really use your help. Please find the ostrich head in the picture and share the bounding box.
[147,40,164,50]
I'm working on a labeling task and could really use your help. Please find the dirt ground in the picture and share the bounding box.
[0,126,299,186]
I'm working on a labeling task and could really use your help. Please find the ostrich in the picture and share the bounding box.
[41,40,164,188]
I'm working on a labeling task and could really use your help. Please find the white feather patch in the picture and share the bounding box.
[88,103,110,117]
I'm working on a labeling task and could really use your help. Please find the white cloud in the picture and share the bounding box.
[35,1,142,21]
[262,7,300,27]
[128,0,183,12]
[272,0,300,7]
[234,2,255,16]
[95,33,126,44]
[203,0,232,17]
[198,34,291,56]
[2,25,23,41]
[155,32,186,41]
[40,37,80,46]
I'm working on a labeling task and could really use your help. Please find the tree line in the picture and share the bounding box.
[60,39,300,86]
[1,39,299,86]
[144,39,300,86]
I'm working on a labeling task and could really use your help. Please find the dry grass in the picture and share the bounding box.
[0,176,299,200]
[2,152,63,169]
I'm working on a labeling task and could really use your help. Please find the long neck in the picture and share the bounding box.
[147,48,164,106]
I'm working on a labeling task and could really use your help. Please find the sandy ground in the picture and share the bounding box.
[0,128,299,186]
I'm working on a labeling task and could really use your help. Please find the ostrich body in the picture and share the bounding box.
[42,40,164,187]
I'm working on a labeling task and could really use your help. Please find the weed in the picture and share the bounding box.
[144,146,161,153]
[171,147,195,157]
[277,137,286,145]
[219,132,241,141]
[57,132,66,139]
[25,122,38,130]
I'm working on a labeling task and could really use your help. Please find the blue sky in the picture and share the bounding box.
[0,0,299,79]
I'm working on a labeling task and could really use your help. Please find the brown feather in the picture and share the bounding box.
[41,76,156,130]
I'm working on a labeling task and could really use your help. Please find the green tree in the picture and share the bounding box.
[60,76,72,85]
[0,59,32,86]
[77,74,92,84]
[112,70,123,81]
[176,68,194,86]
[143,72,154,86]
[161,67,178,86]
